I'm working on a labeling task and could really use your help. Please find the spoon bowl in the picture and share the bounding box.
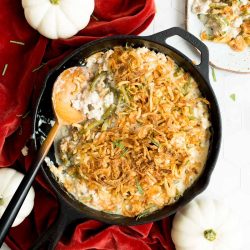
[52,67,86,125]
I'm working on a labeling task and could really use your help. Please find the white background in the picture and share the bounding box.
[141,0,250,249]
[1,0,250,249]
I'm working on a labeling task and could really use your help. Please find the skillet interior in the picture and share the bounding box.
[34,33,221,225]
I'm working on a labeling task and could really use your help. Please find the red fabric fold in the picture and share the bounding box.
[56,219,174,250]
[0,0,175,249]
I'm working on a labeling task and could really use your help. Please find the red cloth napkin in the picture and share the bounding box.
[0,0,175,249]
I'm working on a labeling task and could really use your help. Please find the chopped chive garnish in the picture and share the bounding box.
[136,206,155,220]
[113,139,125,150]
[82,195,93,201]
[182,80,190,96]
[230,93,236,101]
[189,116,196,120]
[32,62,47,72]
[189,106,193,114]
[211,67,216,82]
[91,14,99,21]
[10,40,25,46]
[16,110,31,119]
[151,138,160,147]
[2,64,8,76]
[136,179,144,195]
[113,139,128,156]
[22,110,31,119]
[174,67,182,77]
[120,86,130,104]
[136,211,149,220]
[120,148,129,157]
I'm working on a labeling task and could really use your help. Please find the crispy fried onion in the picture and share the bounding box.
[57,46,211,217]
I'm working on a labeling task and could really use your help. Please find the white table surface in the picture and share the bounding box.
[2,1,250,249]
[141,0,250,249]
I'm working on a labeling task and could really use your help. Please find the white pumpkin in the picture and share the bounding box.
[0,168,35,227]
[22,0,95,39]
[171,198,241,250]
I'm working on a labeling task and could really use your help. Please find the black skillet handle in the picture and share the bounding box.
[31,199,83,250]
[146,27,209,79]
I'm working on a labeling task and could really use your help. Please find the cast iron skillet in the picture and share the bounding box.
[32,27,221,249]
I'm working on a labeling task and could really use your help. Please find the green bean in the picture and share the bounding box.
[90,71,107,91]
[120,85,130,104]
[109,86,120,105]
[85,120,103,131]
[102,104,116,120]
[82,104,116,133]
[101,119,110,131]
[209,3,228,9]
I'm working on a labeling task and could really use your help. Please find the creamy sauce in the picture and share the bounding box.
[192,0,212,14]
[48,47,211,217]
[69,52,115,121]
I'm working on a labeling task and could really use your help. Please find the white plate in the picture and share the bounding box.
[186,0,250,73]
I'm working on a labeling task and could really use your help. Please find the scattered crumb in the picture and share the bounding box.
[21,146,29,156]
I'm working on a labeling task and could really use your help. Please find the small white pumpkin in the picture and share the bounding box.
[22,0,95,39]
[171,198,241,250]
[0,168,35,227]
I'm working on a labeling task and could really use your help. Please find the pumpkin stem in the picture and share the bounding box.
[204,229,217,241]
[50,0,60,4]
[0,197,4,206]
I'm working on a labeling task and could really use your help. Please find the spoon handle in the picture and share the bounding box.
[0,121,60,247]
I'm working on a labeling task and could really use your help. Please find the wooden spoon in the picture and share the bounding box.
[52,66,86,125]
[0,67,86,246]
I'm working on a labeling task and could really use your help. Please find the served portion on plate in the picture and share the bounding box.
[49,46,211,217]
[187,0,250,72]
[192,0,250,52]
